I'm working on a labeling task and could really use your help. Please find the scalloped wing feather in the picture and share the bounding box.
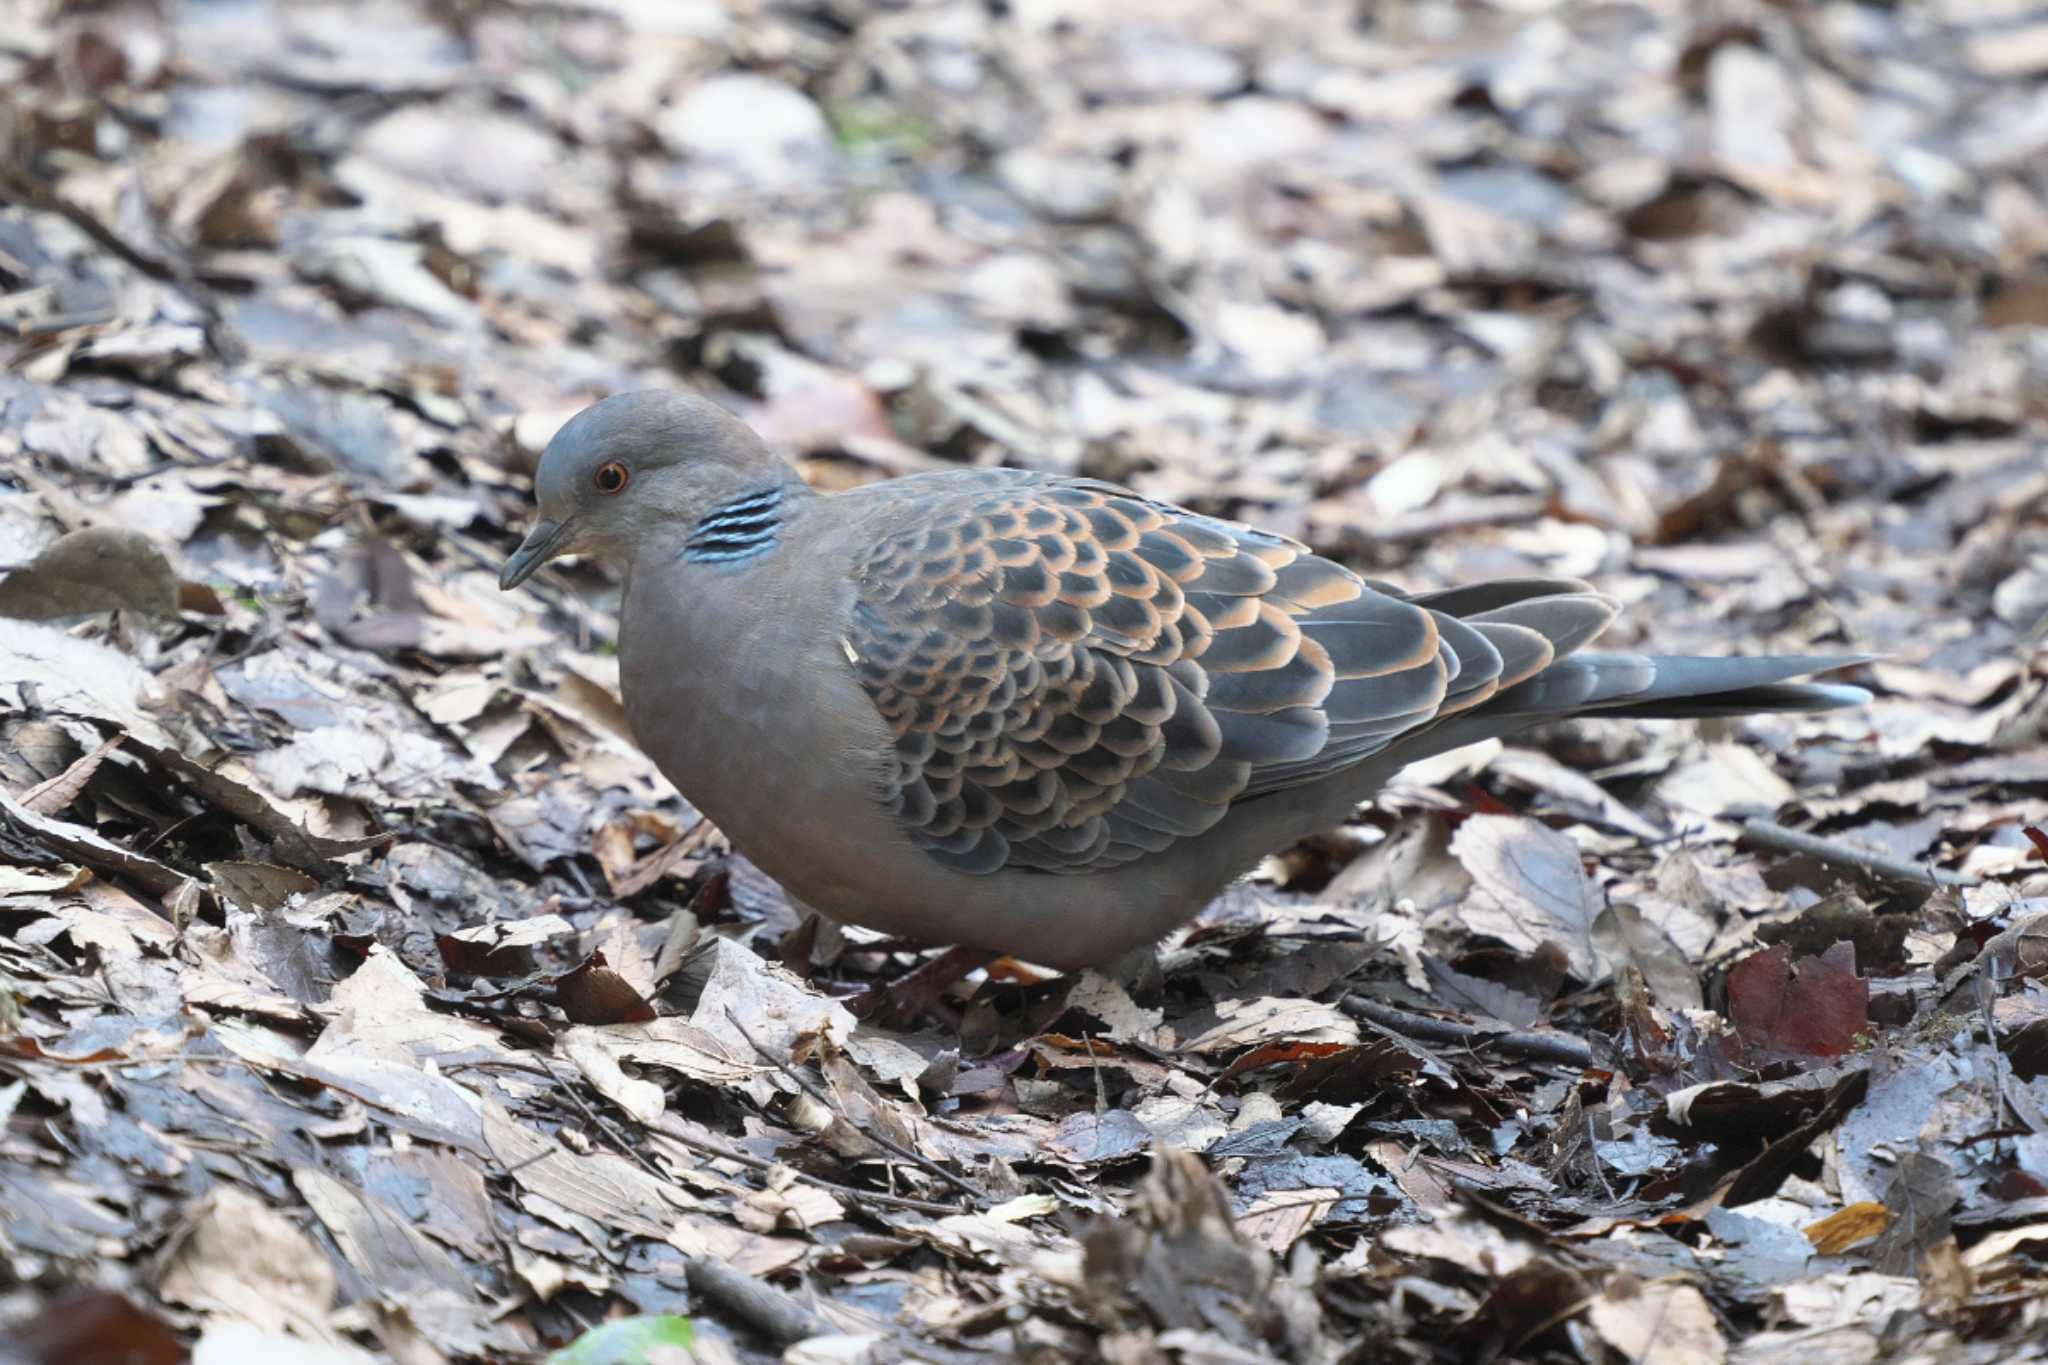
[846,472,1564,876]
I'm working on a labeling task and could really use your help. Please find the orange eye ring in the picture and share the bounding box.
[593,461,629,495]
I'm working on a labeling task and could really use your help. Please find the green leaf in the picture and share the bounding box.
[546,1315,697,1365]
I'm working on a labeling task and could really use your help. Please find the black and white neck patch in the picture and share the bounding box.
[683,487,785,563]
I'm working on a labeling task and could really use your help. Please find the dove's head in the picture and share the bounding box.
[499,390,794,589]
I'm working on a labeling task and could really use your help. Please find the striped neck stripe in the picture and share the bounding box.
[684,486,785,563]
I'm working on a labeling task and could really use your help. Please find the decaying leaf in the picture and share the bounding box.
[1728,942,1869,1063]
[1450,814,1607,979]
[0,527,178,619]
[1585,1275,1727,1365]
[1806,1201,1890,1255]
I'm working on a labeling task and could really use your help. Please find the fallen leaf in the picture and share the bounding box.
[1728,942,1868,1062]
[1450,814,1606,979]
[1656,743,1796,821]
[0,527,178,619]
[157,1186,346,1344]
[1868,1152,1957,1275]
[1047,1109,1153,1166]
[1179,997,1360,1054]
[1805,1202,1890,1255]
[1585,1275,1726,1365]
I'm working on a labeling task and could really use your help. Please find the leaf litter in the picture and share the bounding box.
[3,0,2048,1360]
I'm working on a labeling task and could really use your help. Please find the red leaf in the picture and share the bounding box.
[1460,781,1516,816]
[554,951,657,1025]
[1728,941,1868,1062]
[1219,1040,1350,1084]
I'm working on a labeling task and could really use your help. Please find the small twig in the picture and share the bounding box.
[1,165,243,362]
[683,1255,821,1346]
[1975,969,2019,1134]
[1230,1191,1349,1220]
[134,808,207,856]
[505,1147,568,1177]
[1085,1028,1108,1116]
[1740,817,1975,888]
[1341,995,1594,1068]
[0,1048,242,1074]
[649,1115,962,1216]
[1586,1112,1618,1203]
[723,1007,984,1205]
[431,1057,963,1215]
[536,1058,674,1184]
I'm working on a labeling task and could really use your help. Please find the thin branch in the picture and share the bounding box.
[683,1255,821,1346]
[0,164,244,362]
[442,1056,961,1215]
[1341,994,1594,1068]
[1347,494,1549,544]
[536,1058,675,1184]
[1740,817,1975,888]
[724,1007,985,1205]
[648,1115,963,1217]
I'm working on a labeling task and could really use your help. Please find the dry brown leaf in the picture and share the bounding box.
[0,783,196,900]
[0,526,178,620]
[3,0,2044,1355]
[1449,814,1606,979]
[0,863,91,895]
[157,1186,347,1345]
[1585,1276,1726,1365]
[1804,1202,1891,1255]
[18,734,123,815]
[1178,997,1360,1054]
[1655,744,1796,822]
[1236,1187,1339,1255]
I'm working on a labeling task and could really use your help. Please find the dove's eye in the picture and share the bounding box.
[594,462,629,495]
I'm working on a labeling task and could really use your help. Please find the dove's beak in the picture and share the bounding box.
[499,517,575,590]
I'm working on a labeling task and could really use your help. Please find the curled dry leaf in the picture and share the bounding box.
[554,952,657,1026]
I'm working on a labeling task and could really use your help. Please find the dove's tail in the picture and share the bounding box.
[1485,651,1873,720]
[1379,578,1870,764]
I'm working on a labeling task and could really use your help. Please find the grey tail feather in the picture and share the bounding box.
[1380,652,1870,774]
[1484,652,1873,720]
[1596,680,1872,718]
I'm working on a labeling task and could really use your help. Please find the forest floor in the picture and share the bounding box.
[3,0,2048,1361]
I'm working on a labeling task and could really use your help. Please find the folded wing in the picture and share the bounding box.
[849,477,1710,875]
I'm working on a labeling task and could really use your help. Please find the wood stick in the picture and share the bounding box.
[684,1255,821,1345]
[724,1008,985,1205]
[1341,995,1594,1068]
[1740,817,1974,888]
